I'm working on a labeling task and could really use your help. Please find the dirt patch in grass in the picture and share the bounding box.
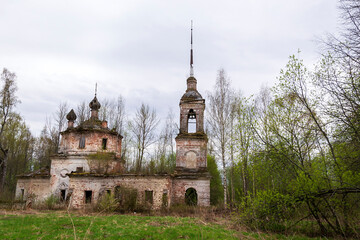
[0,209,44,216]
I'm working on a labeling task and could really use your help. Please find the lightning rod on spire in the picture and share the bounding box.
[95,83,97,97]
[190,20,194,77]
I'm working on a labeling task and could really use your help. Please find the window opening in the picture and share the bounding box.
[145,190,153,204]
[162,189,168,207]
[20,189,24,201]
[187,109,196,133]
[185,188,198,206]
[76,167,83,173]
[102,138,108,150]
[85,190,92,204]
[60,190,66,202]
[79,135,86,149]
[106,189,111,195]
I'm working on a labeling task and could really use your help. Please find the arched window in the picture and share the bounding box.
[187,109,196,133]
[185,188,198,206]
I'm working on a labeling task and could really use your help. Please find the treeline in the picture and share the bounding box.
[0,0,359,237]
[206,0,360,236]
[0,69,34,199]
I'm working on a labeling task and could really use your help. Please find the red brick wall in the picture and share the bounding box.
[59,131,121,157]
[69,175,172,209]
[175,137,207,170]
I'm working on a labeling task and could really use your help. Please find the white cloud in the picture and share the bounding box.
[0,0,339,135]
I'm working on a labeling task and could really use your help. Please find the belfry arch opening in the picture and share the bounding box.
[185,188,198,206]
[187,109,196,133]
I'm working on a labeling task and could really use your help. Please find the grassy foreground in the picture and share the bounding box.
[0,211,324,240]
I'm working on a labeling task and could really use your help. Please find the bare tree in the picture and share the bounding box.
[156,109,177,173]
[112,95,126,135]
[34,117,58,168]
[97,95,126,134]
[76,101,90,125]
[322,0,360,66]
[0,68,19,192]
[99,98,111,122]
[129,103,159,172]
[207,68,234,207]
[233,94,255,198]
[54,102,69,152]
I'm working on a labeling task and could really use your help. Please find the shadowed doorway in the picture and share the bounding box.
[185,188,198,206]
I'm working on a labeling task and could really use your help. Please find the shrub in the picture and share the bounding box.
[44,194,60,210]
[96,192,118,212]
[238,190,295,232]
[114,186,138,212]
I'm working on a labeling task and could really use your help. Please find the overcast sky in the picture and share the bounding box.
[0,0,340,136]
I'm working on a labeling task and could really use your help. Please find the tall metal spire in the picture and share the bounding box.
[190,20,194,77]
[95,83,97,97]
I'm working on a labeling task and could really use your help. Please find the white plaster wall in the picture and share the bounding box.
[50,157,90,196]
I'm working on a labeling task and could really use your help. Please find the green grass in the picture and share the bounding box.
[0,212,326,240]
[0,212,240,239]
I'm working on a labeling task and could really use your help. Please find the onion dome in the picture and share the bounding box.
[66,109,77,121]
[89,96,101,110]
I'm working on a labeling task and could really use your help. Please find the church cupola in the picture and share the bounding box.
[89,96,101,119]
[66,109,77,129]
[89,84,101,120]
[187,76,197,90]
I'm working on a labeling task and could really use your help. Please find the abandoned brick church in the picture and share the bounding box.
[15,28,210,209]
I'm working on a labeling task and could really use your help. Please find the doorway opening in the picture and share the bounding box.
[185,188,198,206]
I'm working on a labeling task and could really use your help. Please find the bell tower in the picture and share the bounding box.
[175,22,208,173]
[172,22,210,206]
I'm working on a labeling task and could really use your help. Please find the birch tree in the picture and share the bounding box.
[207,68,234,207]
[129,103,159,172]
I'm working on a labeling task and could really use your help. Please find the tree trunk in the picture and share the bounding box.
[0,151,8,193]
[222,151,227,208]
[242,156,248,197]
[222,168,227,208]
[230,119,235,207]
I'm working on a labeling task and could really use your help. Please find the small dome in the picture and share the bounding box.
[89,96,101,110]
[181,90,203,100]
[66,109,77,121]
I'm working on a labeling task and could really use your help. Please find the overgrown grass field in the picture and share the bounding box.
[0,211,327,239]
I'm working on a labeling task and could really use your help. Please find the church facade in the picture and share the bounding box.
[15,29,210,209]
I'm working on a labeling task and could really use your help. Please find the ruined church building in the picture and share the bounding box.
[15,26,210,209]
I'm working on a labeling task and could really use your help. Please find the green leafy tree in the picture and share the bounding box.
[207,155,224,206]
[2,115,34,194]
[0,68,20,193]
[0,68,34,199]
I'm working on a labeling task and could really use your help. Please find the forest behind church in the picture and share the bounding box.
[1,0,360,238]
